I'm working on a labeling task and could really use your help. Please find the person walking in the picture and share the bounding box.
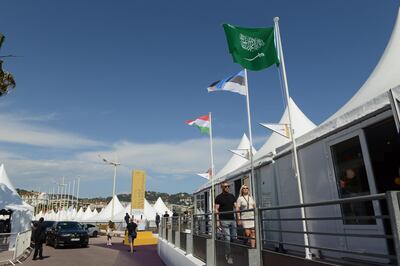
[124,213,130,226]
[32,217,45,260]
[215,182,237,265]
[236,184,256,248]
[106,220,114,246]
[155,213,160,230]
[126,218,138,253]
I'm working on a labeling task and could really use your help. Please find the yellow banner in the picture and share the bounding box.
[131,170,146,210]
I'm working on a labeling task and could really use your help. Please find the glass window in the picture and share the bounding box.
[331,136,375,225]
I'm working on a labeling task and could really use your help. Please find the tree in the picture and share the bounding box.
[0,33,16,97]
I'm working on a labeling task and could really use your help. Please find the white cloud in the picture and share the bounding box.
[0,113,104,148]
[0,127,269,195]
[77,137,242,175]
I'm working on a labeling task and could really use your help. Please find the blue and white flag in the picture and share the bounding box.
[207,70,247,96]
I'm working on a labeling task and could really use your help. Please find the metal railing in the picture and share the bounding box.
[0,232,17,265]
[259,192,400,265]
[158,191,400,266]
[14,230,32,262]
[193,213,212,238]
[0,230,32,265]
[215,208,256,248]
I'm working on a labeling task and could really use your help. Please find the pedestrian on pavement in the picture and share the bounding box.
[106,220,114,246]
[127,218,138,253]
[155,213,160,230]
[215,182,237,265]
[32,217,46,260]
[124,213,130,226]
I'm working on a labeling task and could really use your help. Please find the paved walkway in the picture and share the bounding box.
[20,236,165,266]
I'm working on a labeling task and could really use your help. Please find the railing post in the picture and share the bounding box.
[186,214,194,254]
[386,191,400,263]
[175,217,180,247]
[13,232,20,260]
[206,237,215,266]
[168,219,173,243]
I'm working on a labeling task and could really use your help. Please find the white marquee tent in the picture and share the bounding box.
[253,97,316,162]
[86,195,124,222]
[195,98,316,193]
[215,133,256,180]
[153,197,172,216]
[0,164,33,250]
[297,8,400,147]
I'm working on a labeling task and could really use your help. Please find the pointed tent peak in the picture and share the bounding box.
[214,133,257,179]
[254,97,316,161]
[236,133,257,154]
[153,197,172,215]
[0,164,18,194]
[154,197,164,206]
[328,8,400,120]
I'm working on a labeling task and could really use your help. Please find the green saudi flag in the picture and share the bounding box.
[223,24,279,71]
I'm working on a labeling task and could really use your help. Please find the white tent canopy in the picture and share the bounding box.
[195,98,315,193]
[329,8,400,121]
[115,199,157,222]
[80,207,95,221]
[296,9,400,147]
[153,197,172,216]
[254,97,316,162]
[86,195,124,222]
[0,164,33,250]
[215,133,256,180]
[75,207,84,221]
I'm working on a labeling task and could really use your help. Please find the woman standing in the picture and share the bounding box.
[106,220,114,246]
[236,184,256,248]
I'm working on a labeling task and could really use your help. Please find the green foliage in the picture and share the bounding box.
[0,33,16,97]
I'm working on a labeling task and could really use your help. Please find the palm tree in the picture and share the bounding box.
[0,33,16,97]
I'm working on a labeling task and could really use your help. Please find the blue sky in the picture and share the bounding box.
[0,0,398,197]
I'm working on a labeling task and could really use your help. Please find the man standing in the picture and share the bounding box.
[215,182,237,265]
[32,217,45,260]
[163,211,170,222]
[155,213,160,230]
[126,218,138,253]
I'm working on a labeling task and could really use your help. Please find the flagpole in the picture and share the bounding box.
[274,16,312,259]
[208,111,216,266]
[244,69,262,265]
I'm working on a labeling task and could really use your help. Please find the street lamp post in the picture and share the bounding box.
[99,155,120,221]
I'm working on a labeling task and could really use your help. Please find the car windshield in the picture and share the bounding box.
[43,221,55,228]
[57,222,81,230]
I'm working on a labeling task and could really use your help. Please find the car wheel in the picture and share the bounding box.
[92,231,98,237]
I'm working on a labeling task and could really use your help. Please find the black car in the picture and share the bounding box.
[46,221,89,248]
[43,221,55,235]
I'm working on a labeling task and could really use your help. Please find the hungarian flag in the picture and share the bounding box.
[186,115,210,135]
[223,24,279,71]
